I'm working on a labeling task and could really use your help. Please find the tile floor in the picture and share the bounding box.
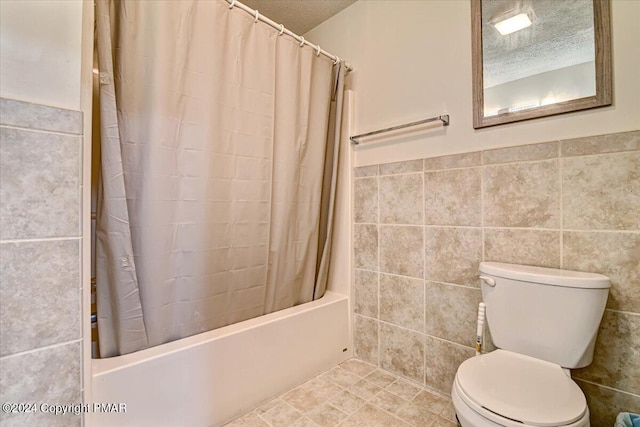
[224,358,459,427]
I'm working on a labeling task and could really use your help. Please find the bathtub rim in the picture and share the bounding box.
[92,290,348,375]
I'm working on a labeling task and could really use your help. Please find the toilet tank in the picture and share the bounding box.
[479,262,610,369]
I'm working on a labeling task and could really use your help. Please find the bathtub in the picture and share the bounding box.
[90,291,351,427]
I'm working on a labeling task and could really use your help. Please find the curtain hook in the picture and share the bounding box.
[315,45,321,57]
[279,24,285,36]
[333,56,340,65]
[299,36,305,47]
[229,0,235,9]
[254,10,259,23]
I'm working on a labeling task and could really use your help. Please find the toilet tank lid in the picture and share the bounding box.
[480,262,610,289]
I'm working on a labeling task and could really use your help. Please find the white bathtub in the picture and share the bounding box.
[90,291,352,427]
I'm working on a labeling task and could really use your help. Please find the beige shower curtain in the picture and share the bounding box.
[95,0,345,357]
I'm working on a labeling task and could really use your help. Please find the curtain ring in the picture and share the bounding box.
[333,56,340,65]
[299,36,305,47]
[228,0,235,9]
[279,24,285,35]
[315,45,321,57]
[254,10,259,23]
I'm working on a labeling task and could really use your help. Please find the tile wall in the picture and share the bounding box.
[0,98,84,426]
[352,130,640,425]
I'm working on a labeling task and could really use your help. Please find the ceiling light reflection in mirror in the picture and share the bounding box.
[482,0,596,117]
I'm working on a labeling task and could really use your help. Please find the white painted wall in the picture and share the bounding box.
[0,0,84,110]
[305,0,640,166]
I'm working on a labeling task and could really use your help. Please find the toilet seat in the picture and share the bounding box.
[455,350,587,426]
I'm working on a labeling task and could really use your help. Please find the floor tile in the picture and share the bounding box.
[339,404,411,426]
[223,359,455,427]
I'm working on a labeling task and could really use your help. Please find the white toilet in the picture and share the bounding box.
[452,262,610,427]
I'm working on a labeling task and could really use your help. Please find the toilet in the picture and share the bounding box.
[452,262,610,427]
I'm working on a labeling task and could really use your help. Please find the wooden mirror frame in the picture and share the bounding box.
[471,0,612,129]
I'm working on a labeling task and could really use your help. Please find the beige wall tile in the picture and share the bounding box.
[352,130,637,418]
[483,159,559,228]
[379,159,422,175]
[354,177,378,223]
[483,141,558,165]
[424,168,481,226]
[424,336,474,394]
[379,274,424,332]
[425,227,482,287]
[354,165,378,177]
[0,127,81,239]
[561,130,640,157]
[379,323,424,383]
[573,310,640,395]
[424,152,481,171]
[379,226,424,278]
[379,173,423,224]
[354,269,378,319]
[425,282,482,347]
[0,240,80,356]
[0,343,81,427]
[563,152,640,230]
[563,231,640,312]
[484,228,561,268]
[354,315,378,365]
[0,98,83,134]
[577,380,640,427]
[354,224,378,271]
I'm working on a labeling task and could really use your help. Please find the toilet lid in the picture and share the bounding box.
[456,350,586,426]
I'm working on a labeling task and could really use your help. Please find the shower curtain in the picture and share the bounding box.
[95,0,345,357]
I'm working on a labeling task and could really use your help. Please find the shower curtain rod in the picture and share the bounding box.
[226,0,353,72]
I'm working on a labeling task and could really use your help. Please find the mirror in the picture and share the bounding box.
[472,0,612,129]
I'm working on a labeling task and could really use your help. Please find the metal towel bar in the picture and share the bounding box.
[350,114,449,145]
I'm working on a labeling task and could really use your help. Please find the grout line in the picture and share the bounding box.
[560,148,640,160]
[377,170,424,178]
[375,172,381,368]
[383,224,592,233]
[560,228,640,234]
[424,165,481,173]
[358,268,481,290]
[0,339,83,361]
[427,280,481,291]
[604,308,640,317]
[356,223,640,234]
[480,164,485,265]
[0,236,82,244]
[423,163,428,388]
[558,148,564,269]
[0,123,83,137]
[573,378,640,398]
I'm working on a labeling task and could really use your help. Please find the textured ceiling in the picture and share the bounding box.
[482,0,595,87]
[240,0,357,35]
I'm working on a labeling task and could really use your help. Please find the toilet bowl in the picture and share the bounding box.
[452,350,589,427]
